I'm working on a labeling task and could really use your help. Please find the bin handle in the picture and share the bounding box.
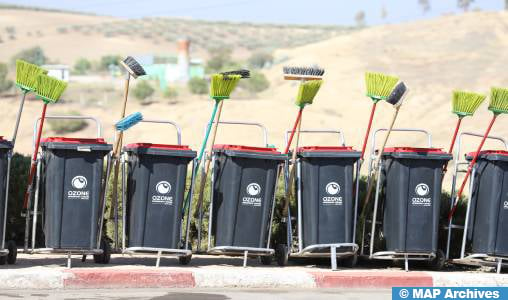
[33,115,102,148]
[453,131,507,167]
[138,119,182,145]
[203,120,268,147]
[370,128,432,156]
[284,129,346,148]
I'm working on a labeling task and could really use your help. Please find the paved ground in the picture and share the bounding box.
[0,288,392,300]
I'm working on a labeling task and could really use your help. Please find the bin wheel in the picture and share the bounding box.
[93,239,111,264]
[6,240,17,265]
[81,255,87,262]
[178,255,192,265]
[275,244,289,267]
[429,249,445,271]
[260,255,272,265]
[342,253,358,268]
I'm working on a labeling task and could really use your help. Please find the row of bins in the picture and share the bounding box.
[2,122,508,271]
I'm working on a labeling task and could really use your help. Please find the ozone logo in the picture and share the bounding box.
[71,176,87,189]
[246,183,261,196]
[325,182,341,195]
[504,201,508,209]
[415,183,430,196]
[156,181,171,194]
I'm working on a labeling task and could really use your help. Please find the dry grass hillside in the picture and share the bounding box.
[0,8,347,63]
[1,10,508,189]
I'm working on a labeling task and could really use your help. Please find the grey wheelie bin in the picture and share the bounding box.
[366,128,451,271]
[276,130,361,270]
[122,135,196,266]
[26,116,112,268]
[198,121,285,267]
[0,137,16,265]
[466,150,508,267]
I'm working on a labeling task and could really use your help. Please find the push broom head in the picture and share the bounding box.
[295,80,323,108]
[489,87,508,115]
[15,60,47,92]
[120,56,146,79]
[209,70,248,100]
[283,66,324,81]
[116,112,143,131]
[34,74,67,104]
[386,81,408,107]
[452,90,486,118]
[365,72,399,102]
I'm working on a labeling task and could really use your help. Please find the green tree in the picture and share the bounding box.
[133,80,155,102]
[188,77,208,95]
[457,0,473,11]
[163,87,179,100]
[11,46,47,66]
[355,11,366,27]
[0,63,13,93]
[239,71,269,93]
[206,48,233,73]
[248,51,274,69]
[418,0,431,13]
[99,55,121,70]
[73,58,92,75]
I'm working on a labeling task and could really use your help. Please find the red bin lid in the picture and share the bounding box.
[213,144,281,154]
[41,137,107,144]
[466,150,508,157]
[297,146,356,152]
[125,143,191,151]
[383,147,447,154]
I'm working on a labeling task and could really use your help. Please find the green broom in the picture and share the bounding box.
[282,79,323,216]
[13,60,47,146]
[446,90,486,159]
[193,71,248,245]
[449,87,508,221]
[22,74,67,210]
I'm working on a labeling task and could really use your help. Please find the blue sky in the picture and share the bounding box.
[2,0,504,25]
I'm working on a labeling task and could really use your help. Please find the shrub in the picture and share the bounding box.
[239,71,269,93]
[163,87,179,100]
[48,111,88,134]
[99,55,121,71]
[205,48,233,73]
[188,77,208,95]
[133,80,155,102]
[248,51,274,69]
[11,46,47,66]
[0,63,13,93]
[73,58,92,75]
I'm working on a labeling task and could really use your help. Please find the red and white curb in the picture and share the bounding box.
[0,268,507,289]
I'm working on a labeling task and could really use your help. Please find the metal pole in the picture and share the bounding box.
[31,158,42,250]
[369,163,383,258]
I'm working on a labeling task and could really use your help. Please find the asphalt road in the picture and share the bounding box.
[0,288,392,300]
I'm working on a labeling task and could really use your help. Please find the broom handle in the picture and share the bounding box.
[283,112,303,216]
[23,103,48,209]
[442,118,462,175]
[359,107,400,217]
[360,102,378,161]
[195,100,224,215]
[11,91,28,147]
[284,108,303,154]
[448,114,497,221]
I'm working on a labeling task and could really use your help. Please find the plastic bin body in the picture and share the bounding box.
[467,151,508,257]
[297,146,360,248]
[211,145,286,249]
[41,137,112,250]
[124,143,196,249]
[381,147,451,253]
[0,138,12,244]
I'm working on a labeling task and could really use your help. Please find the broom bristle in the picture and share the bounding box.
[210,74,241,99]
[295,80,323,107]
[365,72,399,100]
[35,74,67,104]
[386,81,408,106]
[489,87,508,114]
[121,56,146,78]
[221,69,250,78]
[283,66,324,80]
[116,112,143,131]
[452,90,486,117]
[15,60,46,92]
